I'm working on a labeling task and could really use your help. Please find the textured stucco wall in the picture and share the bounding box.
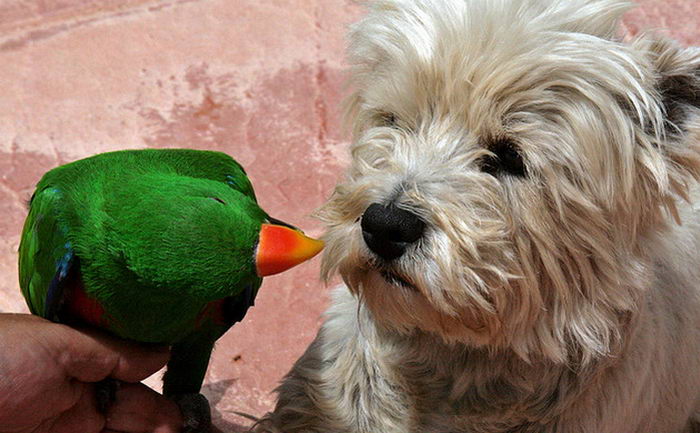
[0,1,698,430]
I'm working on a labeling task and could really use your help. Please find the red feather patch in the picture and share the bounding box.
[62,269,109,329]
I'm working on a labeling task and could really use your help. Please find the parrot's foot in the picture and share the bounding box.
[95,378,120,413]
[174,393,212,433]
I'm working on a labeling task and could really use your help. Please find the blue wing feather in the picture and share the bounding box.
[19,187,76,321]
[44,247,75,321]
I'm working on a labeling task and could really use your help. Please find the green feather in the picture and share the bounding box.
[19,148,269,396]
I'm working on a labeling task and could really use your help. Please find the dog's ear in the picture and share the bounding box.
[634,39,700,222]
[649,40,700,136]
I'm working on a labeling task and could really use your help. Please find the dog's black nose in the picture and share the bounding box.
[361,203,425,260]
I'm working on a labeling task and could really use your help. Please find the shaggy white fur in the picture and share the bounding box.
[254,0,700,432]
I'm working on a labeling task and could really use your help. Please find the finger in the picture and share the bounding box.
[50,382,106,433]
[105,382,183,433]
[49,323,170,383]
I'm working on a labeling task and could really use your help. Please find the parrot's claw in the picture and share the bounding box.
[174,393,212,433]
[95,378,120,414]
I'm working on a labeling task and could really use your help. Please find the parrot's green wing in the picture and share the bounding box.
[19,187,75,321]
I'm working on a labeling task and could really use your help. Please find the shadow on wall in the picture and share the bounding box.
[204,379,254,433]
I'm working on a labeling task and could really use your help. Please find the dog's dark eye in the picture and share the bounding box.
[480,138,527,177]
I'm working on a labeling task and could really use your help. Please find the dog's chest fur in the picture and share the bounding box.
[307,275,700,433]
[384,339,582,433]
[320,293,580,433]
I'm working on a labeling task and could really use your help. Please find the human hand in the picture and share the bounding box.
[0,313,184,433]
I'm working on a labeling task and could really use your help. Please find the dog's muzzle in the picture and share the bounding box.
[361,203,425,260]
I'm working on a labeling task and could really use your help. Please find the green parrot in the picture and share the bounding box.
[18,148,324,432]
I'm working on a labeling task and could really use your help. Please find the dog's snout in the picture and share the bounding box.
[361,203,425,260]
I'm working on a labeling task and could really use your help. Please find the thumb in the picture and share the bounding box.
[48,322,170,383]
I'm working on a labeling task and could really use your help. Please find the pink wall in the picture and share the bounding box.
[0,1,698,430]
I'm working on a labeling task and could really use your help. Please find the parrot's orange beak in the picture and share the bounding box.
[255,224,325,277]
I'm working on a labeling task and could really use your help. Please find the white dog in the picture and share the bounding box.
[254,0,700,431]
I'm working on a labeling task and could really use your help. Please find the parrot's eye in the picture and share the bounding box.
[209,197,226,205]
[226,174,256,199]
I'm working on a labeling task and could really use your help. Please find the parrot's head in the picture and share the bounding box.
[108,170,323,301]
